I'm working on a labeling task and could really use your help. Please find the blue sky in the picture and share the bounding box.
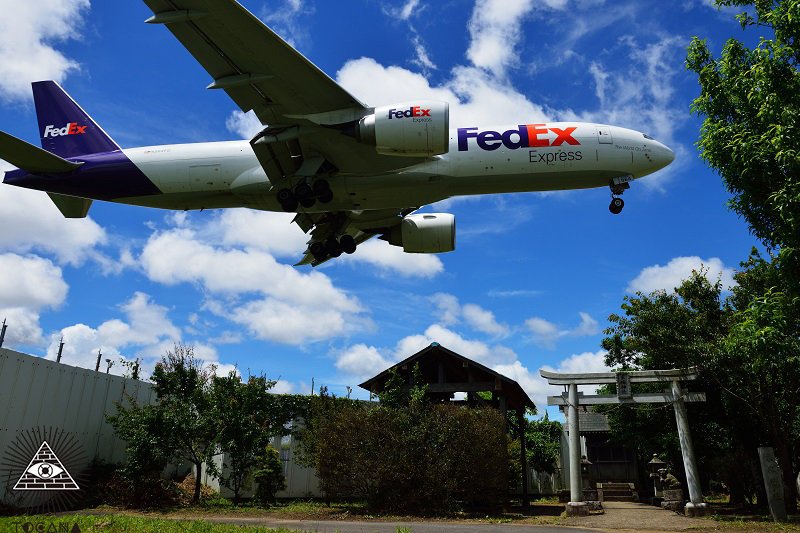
[0,0,762,417]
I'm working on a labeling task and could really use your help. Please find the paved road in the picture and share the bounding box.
[198,516,602,533]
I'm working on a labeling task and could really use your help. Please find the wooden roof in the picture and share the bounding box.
[359,343,535,412]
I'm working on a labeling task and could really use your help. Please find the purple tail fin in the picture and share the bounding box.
[32,81,120,158]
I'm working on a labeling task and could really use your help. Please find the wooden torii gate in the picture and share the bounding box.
[540,367,708,517]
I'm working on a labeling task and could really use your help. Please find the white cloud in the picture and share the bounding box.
[430,293,460,325]
[0,253,68,309]
[44,292,182,373]
[462,303,509,336]
[343,239,444,279]
[226,110,262,139]
[0,253,68,346]
[525,317,560,348]
[335,344,394,382]
[139,226,366,345]
[0,184,106,266]
[429,293,509,336]
[0,0,90,103]
[399,0,422,20]
[572,312,599,336]
[0,307,46,347]
[259,0,310,50]
[627,256,736,294]
[216,209,307,258]
[42,292,234,377]
[525,312,600,348]
[466,0,536,77]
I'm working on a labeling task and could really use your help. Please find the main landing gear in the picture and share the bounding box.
[310,234,357,263]
[277,179,333,212]
[608,177,631,215]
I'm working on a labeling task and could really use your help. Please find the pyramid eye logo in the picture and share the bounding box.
[13,441,79,491]
[27,462,65,479]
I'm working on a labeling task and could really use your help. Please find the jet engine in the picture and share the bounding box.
[382,213,455,253]
[356,100,449,157]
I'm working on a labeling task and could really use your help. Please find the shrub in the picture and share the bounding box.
[314,403,507,513]
[253,446,286,505]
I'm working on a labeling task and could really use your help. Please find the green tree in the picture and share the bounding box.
[715,288,800,505]
[253,445,287,505]
[686,0,800,251]
[149,344,223,502]
[525,413,563,474]
[209,372,280,503]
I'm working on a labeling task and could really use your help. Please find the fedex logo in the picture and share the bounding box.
[458,124,580,151]
[43,122,87,138]
[388,106,431,119]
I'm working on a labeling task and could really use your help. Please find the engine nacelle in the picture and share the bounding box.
[356,100,449,157]
[384,213,456,253]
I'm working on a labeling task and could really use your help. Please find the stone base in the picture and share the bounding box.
[685,502,708,517]
[661,500,686,513]
[584,500,603,511]
[566,502,589,516]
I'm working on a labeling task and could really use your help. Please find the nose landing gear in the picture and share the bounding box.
[608,176,631,215]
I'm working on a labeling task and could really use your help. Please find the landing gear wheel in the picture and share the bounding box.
[317,190,333,204]
[295,183,315,208]
[325,238,343,258]
[609,197,624,214]
[310,241,327,263]
[312,179,331,196]
[276,188,297,212]
[339,234,357,254]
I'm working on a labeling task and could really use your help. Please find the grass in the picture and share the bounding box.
[707,513,800,531]
[0,515,312,533]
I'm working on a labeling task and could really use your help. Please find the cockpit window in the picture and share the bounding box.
[643,133,655,140]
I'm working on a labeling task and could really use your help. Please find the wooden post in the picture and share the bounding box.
[518,408,529,509]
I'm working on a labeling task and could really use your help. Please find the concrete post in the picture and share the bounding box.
[566,383,587,515]
[670,380,706,516]
[758,447,787,522]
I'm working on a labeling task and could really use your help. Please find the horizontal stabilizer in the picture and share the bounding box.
[47,192,92,218]
[0,130,82,173]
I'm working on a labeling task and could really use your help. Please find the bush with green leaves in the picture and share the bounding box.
[253,445,287,505]
[313,399,507,513]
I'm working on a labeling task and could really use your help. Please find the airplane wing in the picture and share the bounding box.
[141,0,430,175]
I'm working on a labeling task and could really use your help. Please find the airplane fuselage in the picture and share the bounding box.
[3,122,674,214]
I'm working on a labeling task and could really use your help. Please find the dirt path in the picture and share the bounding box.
[558,501,712,531]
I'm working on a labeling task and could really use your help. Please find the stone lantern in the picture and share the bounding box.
[648,454,666,505]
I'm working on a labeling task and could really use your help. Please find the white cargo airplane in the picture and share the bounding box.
[0,0,674,266]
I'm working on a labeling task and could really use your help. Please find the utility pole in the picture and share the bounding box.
[56,337,64,363]
[0,318,7,349]
[94,349,102,372]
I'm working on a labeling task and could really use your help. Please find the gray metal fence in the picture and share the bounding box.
[0,348,159,504]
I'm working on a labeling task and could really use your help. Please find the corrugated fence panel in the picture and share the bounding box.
[0,348,156,504]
